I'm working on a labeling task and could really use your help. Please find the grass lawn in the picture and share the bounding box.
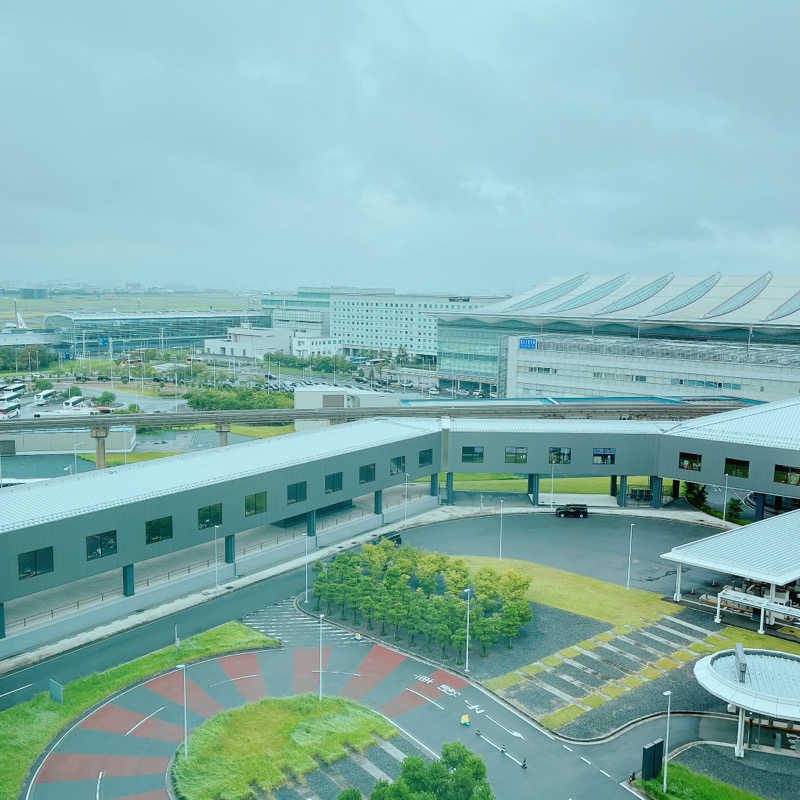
[83,450,183,466]
[637,761,766,800]
[229,422,294,438]
[171,694,396,800]
[461,556,678,627]
[0,622,278,800]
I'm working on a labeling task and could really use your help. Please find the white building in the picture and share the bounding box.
[290,333,341,359]
[204,327,291,359]
[293,385,399,432]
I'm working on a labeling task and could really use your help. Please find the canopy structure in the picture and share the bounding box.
[695,647,800,756]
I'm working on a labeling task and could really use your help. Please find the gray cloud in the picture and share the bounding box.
[2,1,799,294]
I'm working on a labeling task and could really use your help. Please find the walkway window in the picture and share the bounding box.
[146,516,173,544]
[593,447,616,465]
[549,447,571,465]
[724,458,749,479]
[505,446,527,464]
[359,463,376,484]
[418,448,433,467]
[245,491,267,516]
[462,446,484,464]
[18,546,53,579]
[86,530,117,561]
[198,503,223,529]
[390,456,405,475]
[774,464,800,485]
[325,472,343,493]
[287,481,307,504]
[679,452,702,471]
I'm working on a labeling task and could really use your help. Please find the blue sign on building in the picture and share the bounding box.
[519,336,537,349]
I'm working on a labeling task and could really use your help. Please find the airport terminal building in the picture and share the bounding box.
[437,272,800,401]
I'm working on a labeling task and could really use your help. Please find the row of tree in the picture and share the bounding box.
[336,741,493,799]
[312,539,532,660]
[0,345,57,372]
[182,386,293,410]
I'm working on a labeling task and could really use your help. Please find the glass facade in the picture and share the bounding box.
[505,446,527,464]
[245,491,267,516]
[724,458,749,479]
[592,447,616,465]
[359,463,376,483]
[462,446,484,463]
[774,464,800,485]
[146,516,173,544]
[390,456,405,475]
[418,448,433,467]
[548,447,571,465]
[18,546,54,579]
[86,530,117,560]
[325,472,343,493]
[198,503,223,529]
[287,481,307,504]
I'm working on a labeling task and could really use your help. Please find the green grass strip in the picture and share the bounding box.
[539,704,586,729]
[637,761,766,799]
[0,622,278,800]
[484,672,521,691]
[171,694,395,799]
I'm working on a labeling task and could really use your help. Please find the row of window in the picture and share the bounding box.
[677,453,799,485]
[461,445,616,466]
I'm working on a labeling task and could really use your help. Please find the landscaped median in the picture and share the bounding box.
[0,621,278,800]
[637,761,766,800]
[171,694,396,799]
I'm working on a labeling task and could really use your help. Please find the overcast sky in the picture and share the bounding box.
[2,2,799,294]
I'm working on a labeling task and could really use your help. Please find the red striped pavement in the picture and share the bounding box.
[144,671,223,718]
[216,652,269,703]
[127,716,185,742]
[79,703,147,734]
[379,668,468,718]
[37,753,170,782]
[115,791,170,800]
[292,646,330,694]
[340,644,406,701]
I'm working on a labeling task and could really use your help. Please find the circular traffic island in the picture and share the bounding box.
[170,694,396,799]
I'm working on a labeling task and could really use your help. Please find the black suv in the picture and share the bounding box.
[555,504,588,518]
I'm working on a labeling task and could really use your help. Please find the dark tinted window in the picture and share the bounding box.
[505,446,527,464]
[18,546,54,579]
[679,452,702,471]
[86,530,117,561]
[288,481,307,504]
[359,463,376,484]
[245,491,267,516]
[390,456,405,475]
[146,516,173,544]
[325,472,343,493]
[548,447,571,465]
[198,503,223,529]
[724,458,749,479]
[418,448,433,467]
[592,447,615,465]
[461,446,484,463]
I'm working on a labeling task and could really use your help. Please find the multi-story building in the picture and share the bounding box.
[204,327,292,359]
[438,272,800,401]
[45,311,271,355]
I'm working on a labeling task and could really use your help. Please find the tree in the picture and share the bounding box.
[32,378,53,392]
[65,385,82,398]
[336,789,362,800]
[471,611,499,657]
[498,598,532,648]
[96,391,116,406]
[727,496,743,519]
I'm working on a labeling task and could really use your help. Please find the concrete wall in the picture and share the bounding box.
[0,426,135,455]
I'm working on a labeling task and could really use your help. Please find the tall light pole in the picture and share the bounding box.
[662,690,672,792]
[177,663,188,758]
[498,498,505,560]
[318,613,325,701]
[464,587,472,673]
[550,462,555,508]
[626,523,635,590]
[722,473,729,521]
[404,472,409,523]
[213,524,219,589]
[304,533,310,603]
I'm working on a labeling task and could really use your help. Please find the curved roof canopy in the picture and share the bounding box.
[695,649,800,721]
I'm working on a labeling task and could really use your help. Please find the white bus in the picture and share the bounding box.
[1,383,24,401]
[63,395,85,409]
[0,401,21,419]
[34,389,56,405]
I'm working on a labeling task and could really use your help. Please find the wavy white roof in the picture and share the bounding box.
[461,272,800,326]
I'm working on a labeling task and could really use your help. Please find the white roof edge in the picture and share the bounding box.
[660,550,800,587]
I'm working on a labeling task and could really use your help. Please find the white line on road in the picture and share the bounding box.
[209,674,260,687]
[619,780,641,796]
[404,687,444,710]
[95,770,103,800]
[562,744,573,752]
[125,706,166,736]
[600,769,612,778]
[580,756,592,765]
[485,715,525,740]
[0,683,32,699]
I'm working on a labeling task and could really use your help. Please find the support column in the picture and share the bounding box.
[430,473,439,497]
[650,475,661,508]
[528,474,540,505]
[617,475,627,507]
[224,534,235,564]
[735,707,746,758]
[610,475,618,497]
[0,601,4,640]
[123,563,135,597]
[758,605,766,635]
[754,492,765,521]
[374,489,383,515]
[91,427,108,469]
[673,563,682,602]
[306,509,316,537]
[446,471,454,505]
[672,480,680,499]
[215,422,231,447]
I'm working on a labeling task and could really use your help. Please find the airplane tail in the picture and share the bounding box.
[16,311,27,329]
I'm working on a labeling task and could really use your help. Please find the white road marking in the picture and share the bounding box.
[580,756,592,765]
[125,706,166,735]
[600,769,612,778]
[0,683,33,699]
[562,744,573,752]
[209,674,260,687]
[404,687,444,710]
[95,770,103,800]
[486,715,526,740]
[619,780,641,796]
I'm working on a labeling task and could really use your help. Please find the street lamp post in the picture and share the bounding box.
[464,587,472,673]
[304,532,309,603]
[722,473,729,521]
[318,613,325,701]
[213,524,219,589]
[499,498,504,560]
[662,690,672,792]
[177,663,188,758]
[404,472,409,523]
[550,462,555,508]
[626,523,635,590]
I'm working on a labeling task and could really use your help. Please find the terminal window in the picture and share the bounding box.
[245,491,267,516]
[325,472,343,493]
[390,456,406,475]
[359,463,376,483]
[724,458,749,479]
[418,448,433,467]
[462,446,484,464]
[593,447,616,465]
[287,481,307,504]
[679,452,702,471]
[18,546,54,579]
[548,447,571,465]
[86,530,117,561]
[198,503,223,529]
[774,464,800,485]
[145,516,173,544]
[505,446,528,464]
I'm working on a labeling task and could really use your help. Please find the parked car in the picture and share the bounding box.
[555,504,588,518]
